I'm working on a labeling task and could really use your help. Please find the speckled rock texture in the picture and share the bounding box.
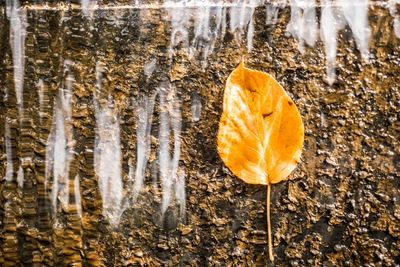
[0,1,399,266]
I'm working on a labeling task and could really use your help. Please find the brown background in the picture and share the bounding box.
[0,1,399,266]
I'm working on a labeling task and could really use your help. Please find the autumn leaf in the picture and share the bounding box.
[217,61,304,262]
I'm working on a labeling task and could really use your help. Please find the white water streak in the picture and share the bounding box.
[320,0,370,84]
[389,0,400,38]
[81,0,97,17]
[53,115,69,207]
[167,0,190,58]
[164,0,376,82]
[8,0,27,114]
[247,12,255,51]
[26,2,262,11]
[130,93,156,202]
[74,174,82,218]
[17,166,24,188]
[49,106,66,210]
[191,93,202,122]
[37,79,45,122]
[287,0,318,53]
[230,0,259,51]
[266,2,284,25]
[4,121,13,182]
[175,170,186,217]
[190,4,211,61]
[94,62,123,226]
[158,85,184,216]
[144,58,157,81]
[340,0,370,61]
[46,62,74,213]
[188,1,227,64]
[320,0,341,84]
[167,0,256,66]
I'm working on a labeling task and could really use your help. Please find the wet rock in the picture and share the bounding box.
[0,1,399,266]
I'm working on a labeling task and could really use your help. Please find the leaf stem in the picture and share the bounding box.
[267,183,274,262]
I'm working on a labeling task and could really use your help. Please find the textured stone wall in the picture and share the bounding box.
[0,1,399,266]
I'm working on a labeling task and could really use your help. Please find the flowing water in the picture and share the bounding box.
[0,0,399,266]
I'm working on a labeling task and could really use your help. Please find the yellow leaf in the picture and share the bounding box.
[217,61,304,262]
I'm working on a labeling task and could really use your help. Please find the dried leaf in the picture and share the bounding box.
[217,61,304,185]
[217,61,304,261]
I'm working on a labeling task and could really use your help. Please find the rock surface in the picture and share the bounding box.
[0,1,399,266]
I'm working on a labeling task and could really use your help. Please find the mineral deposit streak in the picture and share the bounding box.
[94,62,123,226]
[7,0,27,114]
